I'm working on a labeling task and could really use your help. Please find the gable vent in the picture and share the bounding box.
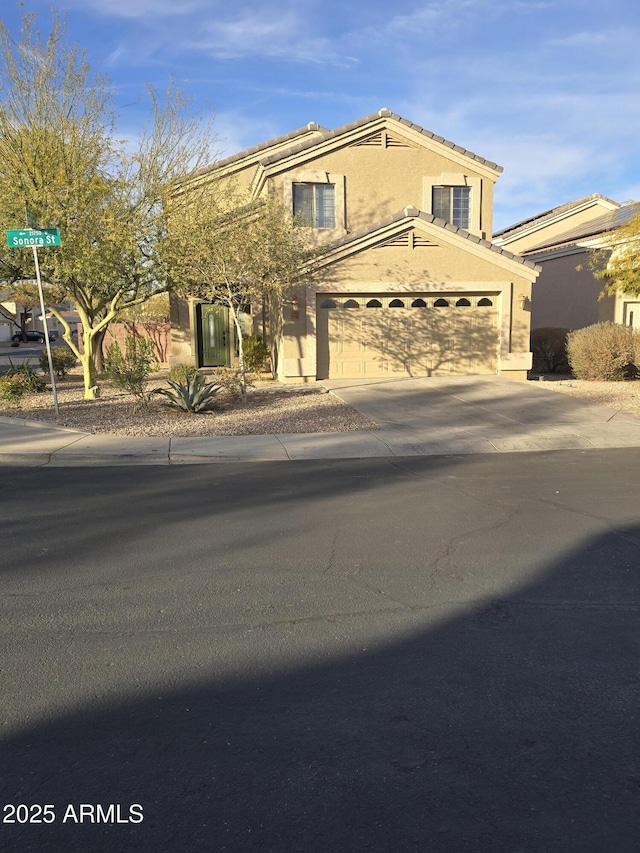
[377,231,436,249]
[378,232,411,248]
[385,133,414,148]
[353,132,384,147]
[352,131,416,149]
[413,234,434,247]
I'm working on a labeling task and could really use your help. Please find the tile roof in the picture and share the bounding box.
[194,108,502,178]
[191,122,329,177]
[522,201,640,255]
[256,108,502,172]
[493,193,620,239]
[319,206,539,270]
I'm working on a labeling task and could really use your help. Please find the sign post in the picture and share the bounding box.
[6,223,61,418]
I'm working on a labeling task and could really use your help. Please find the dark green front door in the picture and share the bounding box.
[199,304,230,367]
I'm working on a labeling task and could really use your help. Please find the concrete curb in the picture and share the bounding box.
[0,414,91,434]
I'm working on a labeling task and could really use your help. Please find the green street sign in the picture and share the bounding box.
[6,228,61,248]
[25,208,39,228]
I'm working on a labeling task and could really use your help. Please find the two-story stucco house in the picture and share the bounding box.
[170,108,540,382]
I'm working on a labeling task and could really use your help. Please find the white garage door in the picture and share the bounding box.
[317,293,498,379]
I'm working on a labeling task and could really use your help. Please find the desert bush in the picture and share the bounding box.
[0,372,33,406]
[634,334,640,374]
[530,327,570,374]
[5,359,46,392]
[567,322,637,380]
[105,336,156,410]
[40,347,77,378]
[154,373,221,413]
[168,363,200,384]
[207,367,254,399]
[242,335,270,373]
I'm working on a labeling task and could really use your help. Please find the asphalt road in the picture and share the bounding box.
[1,450,640,852]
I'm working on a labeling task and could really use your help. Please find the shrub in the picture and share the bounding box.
[5,359,46,392]
[567,322,637,380]
[40,347,78,378]
[207,367,253,399]
[154,373,221,413]
[168,363,200,384]
[242,335,270,373]
[0,373,33,406]
[530,327,570,374]
[105,336,156,411]
[635,335,640,374]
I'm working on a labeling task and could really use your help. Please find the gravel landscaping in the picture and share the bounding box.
[537,376,640,415]
[0,369,378,436]
[3,362,640,437]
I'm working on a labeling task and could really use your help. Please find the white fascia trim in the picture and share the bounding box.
[527,233,614,261]
[526,244,587,262]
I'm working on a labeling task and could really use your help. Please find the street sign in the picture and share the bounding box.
[6,228,61,248]
[25,208,39,228]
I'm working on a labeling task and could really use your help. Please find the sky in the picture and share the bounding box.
[1,0,639,231]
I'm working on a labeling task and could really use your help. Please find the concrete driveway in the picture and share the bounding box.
[322,375,640,455]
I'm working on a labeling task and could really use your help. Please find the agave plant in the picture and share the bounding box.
[153,373,221,413]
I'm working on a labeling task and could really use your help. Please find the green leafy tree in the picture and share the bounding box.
[0,10,215,398]
[591,206,640,297]
[163,185,318,401]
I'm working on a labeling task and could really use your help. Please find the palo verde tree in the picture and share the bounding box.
[0,9,215,397]
[590,204,640,298]
[163,183,318,401]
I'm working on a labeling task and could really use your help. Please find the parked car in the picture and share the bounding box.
[11,329,57,343]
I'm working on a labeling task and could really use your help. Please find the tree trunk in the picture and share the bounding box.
[94,326,107,375]
[230,306,248,404]
[80,329,100,399]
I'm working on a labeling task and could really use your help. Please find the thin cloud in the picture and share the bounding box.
[548,27,636,48]
[64,0,207,19]
[192,13,353,66]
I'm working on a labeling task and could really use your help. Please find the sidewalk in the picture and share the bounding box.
[3,374,640,465]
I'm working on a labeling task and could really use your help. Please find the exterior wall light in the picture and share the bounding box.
[291,295,300,321]
[518,294,529,310]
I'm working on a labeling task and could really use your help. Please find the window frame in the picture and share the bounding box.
[423,174,482,235]
[432,185,471,230]
[293,182,336,229]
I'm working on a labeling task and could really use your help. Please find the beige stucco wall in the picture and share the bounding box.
[529,250,615,330]
[270,137,495,240]
[278,230,535,382]
[318,241,528,286]
[168,293,197,366]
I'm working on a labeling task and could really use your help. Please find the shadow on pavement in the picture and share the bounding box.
[1,508,639,850]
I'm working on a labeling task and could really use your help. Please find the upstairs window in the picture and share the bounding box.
[432,186,471,230]
[293,183,336,228]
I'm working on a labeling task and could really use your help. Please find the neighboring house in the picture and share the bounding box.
[494,194,640,331]
[170,108,540,382]
[0,286,79,341]
[0,291,35,341]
